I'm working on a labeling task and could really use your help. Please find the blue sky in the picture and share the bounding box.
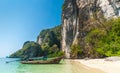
[0,0,64,57]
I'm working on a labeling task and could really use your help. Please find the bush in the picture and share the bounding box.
[86,18,120,57]
[70,44,82,58]
[48,51,64,58]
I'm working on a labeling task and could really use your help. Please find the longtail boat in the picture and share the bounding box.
[21,57,62,64]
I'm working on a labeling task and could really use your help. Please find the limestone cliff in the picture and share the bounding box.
[37,25,61,49]
[62,0,120,58]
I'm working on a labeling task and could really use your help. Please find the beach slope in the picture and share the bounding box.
[68,60,105,73]
[75,59,120,73]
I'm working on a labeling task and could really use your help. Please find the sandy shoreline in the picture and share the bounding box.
[67,60,105,73]
[74,59,120,73]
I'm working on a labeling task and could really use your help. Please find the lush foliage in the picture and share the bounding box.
[70,44,83,58]
[10,41,43,59]
[86,18,120,57]
[38,25,61,49]
[10,25,63,58]
[42,44,64,57]
[37,25,63,57]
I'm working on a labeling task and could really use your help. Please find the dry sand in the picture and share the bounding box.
[74,59,120,73]
[67,60,105,73]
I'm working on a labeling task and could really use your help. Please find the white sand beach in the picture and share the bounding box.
[74,59,120,73]
[67,60,105,73]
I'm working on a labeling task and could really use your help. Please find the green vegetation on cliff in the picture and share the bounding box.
[10,25,63,58]
[85,18,120,57]
[10,17,120,59]
[38,25,61,49]
[70,44,83,59]
[37,25,63,57]
[68,18,120,58]
[10,41,43,59]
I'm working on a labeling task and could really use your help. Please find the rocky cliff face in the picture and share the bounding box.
[62,0,120,58]
[37,26,61,49]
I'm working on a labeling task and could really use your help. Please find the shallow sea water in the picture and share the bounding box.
[0,58,73,73]
[0,58,104,73]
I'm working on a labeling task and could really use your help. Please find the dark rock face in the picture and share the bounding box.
[62,0,120,58]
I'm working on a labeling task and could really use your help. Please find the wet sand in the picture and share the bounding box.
[66,60,105,73]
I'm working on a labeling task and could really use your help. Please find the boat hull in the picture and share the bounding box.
[21,57,62,64]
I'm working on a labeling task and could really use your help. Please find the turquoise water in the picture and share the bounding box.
[0,58,103,73]
[0,58,75,73]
